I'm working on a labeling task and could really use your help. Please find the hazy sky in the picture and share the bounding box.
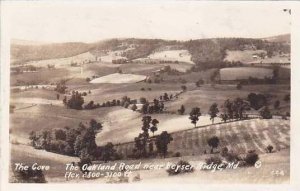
[5,1,291,43]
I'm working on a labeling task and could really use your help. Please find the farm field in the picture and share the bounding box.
[90,73,146,84]
[116,118,290,157]
[224,50,290,64]
[147,50,194,64]
[220,67,273,81]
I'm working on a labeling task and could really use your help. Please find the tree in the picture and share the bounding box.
[284,94,290,102]
[141,103,149,114]
[63,96,67,105]
[66,91,84,110]
[155,131,173,158]
[195,79,204,87]
[223,99,234,120]
[135,116,152,157]
[56,94,60,100]
[232,98,250,120]
[150,119,159,136]
[260,106,272,119]
[220,113,228,123]
[236,83,242,90]
[189,107,201,127]
[181,85,187,92]
[207,136,220,153]
[266,145,274,153]
[153,99,160,113]
[274,100,280,109]
[177,105,185,115]
[163,93,169,101]
[131,104,138,111]
[89,119,103,132]
[247,93,267,110]
[208,103,219,124]
[54,81,67,94]
[74,125,97,157]
[102,142,116,162]
[140,97,147,104]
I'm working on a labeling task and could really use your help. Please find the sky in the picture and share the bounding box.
[4,1,291,43]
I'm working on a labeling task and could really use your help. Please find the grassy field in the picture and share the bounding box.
[90,73,146,84]
[164,84,290,114]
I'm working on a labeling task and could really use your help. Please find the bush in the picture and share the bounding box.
[11,165,47,183]
[220,147,229,157]
[260,106,272,119]
[225,151,242,163]
[173,152,181,157]
[205,156,223,165]
[166,160,194,176]
[244,150,259,166]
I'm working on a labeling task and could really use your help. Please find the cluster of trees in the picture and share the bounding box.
[29,119,120,162]
[140,98,165,114]
[219,98,251,122]
[112,58,128,64]
[99,96,136,108]
[11,165,46,183]
[133,116,173,158]
[29,119,102,157]
[63,91,84,110]
[185,38,290,71]
[247,93,268,110]
[54,81,68,94]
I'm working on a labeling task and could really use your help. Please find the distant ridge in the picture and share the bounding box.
[262,34,290,44]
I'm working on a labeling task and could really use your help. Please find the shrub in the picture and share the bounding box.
[205,156,223,165]
[260,106,272,119]
[225,151,242,163]
[244,150,259,166]
[173,152,181,157]
[236,83,242,90]
[11,165,47,183]
[166,160,194,176]
[220,147,229,157]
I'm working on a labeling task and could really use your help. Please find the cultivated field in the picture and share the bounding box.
[116,118,290,157]
[220,67,273,81]
[90,73,147,84]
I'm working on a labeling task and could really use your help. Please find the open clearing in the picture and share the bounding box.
[147,50,194,64]
[25,52,97,68]
[90,73,146,84]
[224,50,290,64]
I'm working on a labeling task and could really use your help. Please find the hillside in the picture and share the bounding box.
[11,35,290,67]
[116,118,290,157]
[263,34,290,44]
